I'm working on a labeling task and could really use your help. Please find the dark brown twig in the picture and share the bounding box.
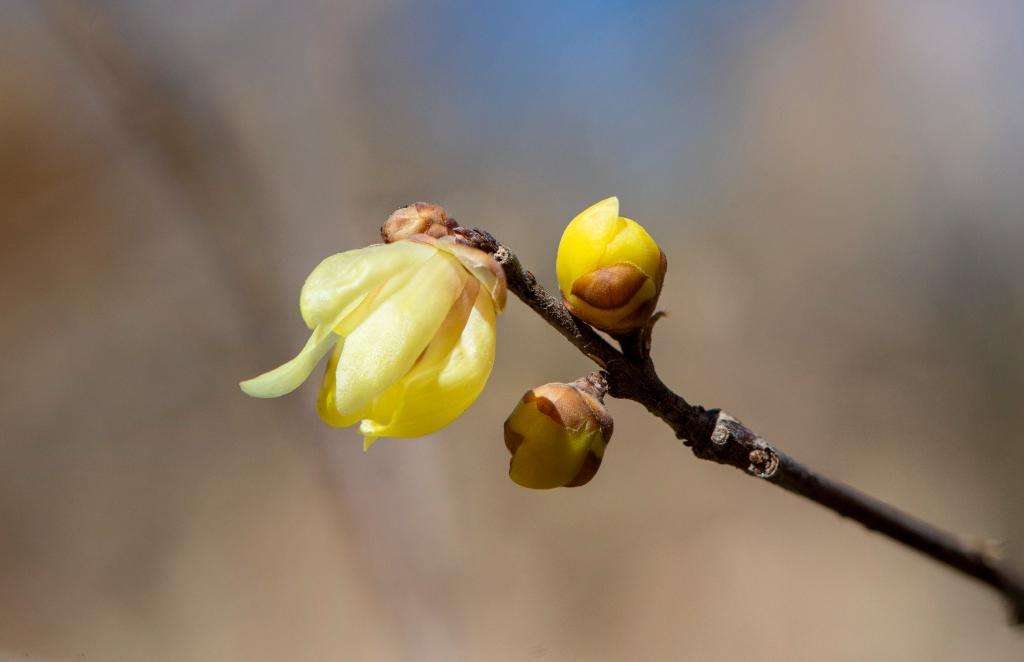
[463,228,1024,625]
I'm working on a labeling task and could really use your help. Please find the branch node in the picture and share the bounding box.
[711,412,738,446]
[748,447,780,479]
[575,371,610,401]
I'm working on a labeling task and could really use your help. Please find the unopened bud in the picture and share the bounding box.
[381,202,457,243]
[504,377,613,489]
[556,197,666,333]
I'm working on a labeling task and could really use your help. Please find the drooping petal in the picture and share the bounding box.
[300,240,435,328]
[357,277,497,442]
[333,250,469,417]
[239,323,339,398]
[239,274,391,399]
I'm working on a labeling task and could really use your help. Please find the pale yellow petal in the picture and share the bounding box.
[356,281,480,436]
[300,241,435,328]
[240,283,365,398]
[316,342,363,427]
[239,324,338,398]
[333,251,468,416]
[358,281,496,440]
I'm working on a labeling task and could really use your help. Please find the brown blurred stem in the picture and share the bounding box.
[458,227,1024,625]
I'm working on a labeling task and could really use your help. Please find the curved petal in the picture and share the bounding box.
[239,274,383,399]
[239,323,339,398]
[333,251,468,416]
[358,280,497,441]
[300,240,435,328]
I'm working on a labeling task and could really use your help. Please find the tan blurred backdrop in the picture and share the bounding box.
[1,1,1023,660]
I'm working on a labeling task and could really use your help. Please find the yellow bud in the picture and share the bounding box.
[504,378,613,489]
[556,197,666,334]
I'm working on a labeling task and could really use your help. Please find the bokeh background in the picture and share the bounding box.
[2,1,1023,660]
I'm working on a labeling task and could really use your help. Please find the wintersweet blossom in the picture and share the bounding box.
[556,197,666,333]
[504,380,613,489]
[240,213,505,449]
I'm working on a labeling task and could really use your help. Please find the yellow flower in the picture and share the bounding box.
[556,196,666,334]
[240,232,506,450]
[504,380,613,489]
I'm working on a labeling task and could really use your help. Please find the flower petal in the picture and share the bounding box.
[358,278,497,440]
[300,240,435,328]
[316,342,363,428]
[239,276,383,399]
[239,323,339,398]
[600,216,663,280]
[333,250,468,416]
[555,196,624,287]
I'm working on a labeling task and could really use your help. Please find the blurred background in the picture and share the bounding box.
[1,1,1023,660]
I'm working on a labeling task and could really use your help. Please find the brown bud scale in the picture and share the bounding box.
[571,262,649,310]
[381,202,457,243]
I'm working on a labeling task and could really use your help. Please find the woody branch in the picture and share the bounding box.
[456,226,1024,626]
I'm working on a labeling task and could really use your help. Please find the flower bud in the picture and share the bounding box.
[381,202,457,243]
[504,378,613,489]
[556,197,666,334]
